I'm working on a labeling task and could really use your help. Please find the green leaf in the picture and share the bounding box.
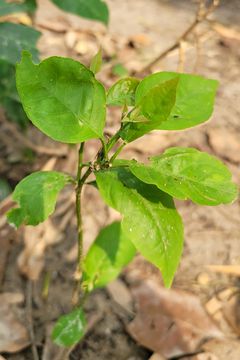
[0,60,28,128]
[51,0,109,25]
[112,63,129,77]
[120,77,179,142]
[129,147,238,206]
[96,167,184,287]
[83,222,136,290]
[0,178,11,202]
[52,307,86,347]
[16,51,106,143]
[90,48,102,74]
[7,171,72,228]
[135,72,218,131]
[0,23,40,65]
[107,77,140,106]
[0,0,36,16]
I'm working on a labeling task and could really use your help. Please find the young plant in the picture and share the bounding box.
[7,50,238,347]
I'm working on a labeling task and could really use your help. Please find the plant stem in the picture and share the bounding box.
[106,130,121,153]
[110,142,126,163]
[73,143,86,305]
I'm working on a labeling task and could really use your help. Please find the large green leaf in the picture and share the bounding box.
[129,148,238,206]
[0,23,40,65]
[0,0,36,16]
[7,171,72,228]
[83,222,136,291]
[16,52,106,143]
[96,167,184,287]
[120,77,178,142]
[51,0,109,25]
[135,72,218,131]
[107,77,140,106]
[52,307,86,347]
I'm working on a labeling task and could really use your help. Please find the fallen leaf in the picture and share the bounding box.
[205,297,222,316]
[107,279,133,314]
[222,294,240,336]
[203,339,240,360]
[148,353,166,360]
[18,219,63,280]
[0,293,30,353]
[127,279,222,358]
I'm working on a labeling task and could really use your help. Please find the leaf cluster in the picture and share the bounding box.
[7,50,238,347]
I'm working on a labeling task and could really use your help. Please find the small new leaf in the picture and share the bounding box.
[52,307,86,347]
[129,148,238,206]
[120,77,178,142]
[107,77,140,106]
[16,52,106,143]
[0,23,40,65]
[51,0,109,25]
[96,167,184,287]
[90,48,102,74]
[83,222,136,290]
[7,171,72,228]
[135,71,219,131]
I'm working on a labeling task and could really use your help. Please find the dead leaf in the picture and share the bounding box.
[148,354,166,360]
[18,219,63,280]
[0,293,30,353]
[127,279,222,358]
[205,297,222,316]
[107,279,133,314]
[222,293,240,336]
[203,339,240,360]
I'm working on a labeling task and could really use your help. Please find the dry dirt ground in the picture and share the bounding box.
[0,0,240,359]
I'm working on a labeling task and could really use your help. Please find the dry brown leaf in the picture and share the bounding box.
[205,297,222,315]
[107,279,133,314]
[222,294,240,336]
[0,293,29,353]
[203,339,240,360]
[18,219,63,280]
[148,354,166,360]
[127,279,222,358]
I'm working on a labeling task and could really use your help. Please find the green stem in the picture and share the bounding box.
[106,130,121,153]
[100,138,108,161]
[73,143,92,305]
[109,142,126,163]
[75,143,85,276]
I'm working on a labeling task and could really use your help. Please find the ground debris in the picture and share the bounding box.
[127,279,222,358]
[0,292,30,353]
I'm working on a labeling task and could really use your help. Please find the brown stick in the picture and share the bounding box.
[137,0,220,75]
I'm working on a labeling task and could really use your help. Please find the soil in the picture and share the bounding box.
[0,0,240,359]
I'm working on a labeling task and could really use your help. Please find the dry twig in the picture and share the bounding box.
[26,280,39,360]
[138,0,220,75]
